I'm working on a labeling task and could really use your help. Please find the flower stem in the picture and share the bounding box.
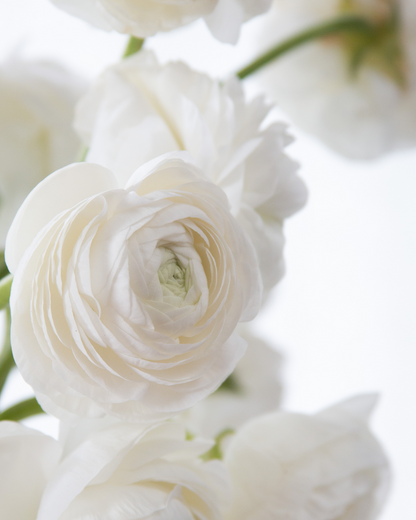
[0,397,44,422]
[236,14,374,80]
[0,307,14,395]
[0,251,9,280]
[123,36,145,59]
[201,428,235,461]
[0,274,12,311]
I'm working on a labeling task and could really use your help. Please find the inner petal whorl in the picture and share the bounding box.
[158,248,191,306]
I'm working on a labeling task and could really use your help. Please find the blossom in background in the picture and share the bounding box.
[0,421,61,519]
[6,153,261,422]
[252,0,416,159]
[182,325,283,438]
[36,420,228,520]
[0,58,83,247]
[50,0,272,44]
[224,395,390,520]
[75,50,307,290]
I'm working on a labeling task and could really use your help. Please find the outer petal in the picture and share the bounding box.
[0,422,61,520]
[5,162,118,273]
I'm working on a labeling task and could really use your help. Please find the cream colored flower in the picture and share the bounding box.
[0,58,83,247]
[6,153,261,422]
[0,421,61,519]
[37,420,229,520]
[50,0,272,44]
[75,51,307,290]
[253,0,416,159]
[182,325,283,438]
[224,395,390,520]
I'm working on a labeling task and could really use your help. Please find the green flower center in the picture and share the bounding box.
[338,0,406,86]
[158,249,190,304]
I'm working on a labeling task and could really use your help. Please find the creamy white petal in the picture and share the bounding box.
[6,162,117,274]
[75,50,307,292]
[10,155,260,422]
[224,395,391,520]
[50,0,270,42]
[0,422,61,520]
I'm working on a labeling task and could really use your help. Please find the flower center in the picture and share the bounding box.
[338,0,406,86]
[158,249,190,305]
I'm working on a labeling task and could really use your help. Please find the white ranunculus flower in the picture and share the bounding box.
[182,325,283,438]
[50,0,272,44]
[0,58,83,247]
[75,51,307,290]
[37,420,229,520]
[252,0,416,159]
[0,421,61,519]
[224,395,390,520]
[6,152,261,422]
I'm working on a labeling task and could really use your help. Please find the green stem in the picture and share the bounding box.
[0,397,44,422]
[123,36,145,59]
[0,251,9,280]
[0,274,12,311]
[0,307,14,394]
[201,428,235,461]
[236,15,374,80]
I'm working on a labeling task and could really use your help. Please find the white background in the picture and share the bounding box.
[0,2,415,519]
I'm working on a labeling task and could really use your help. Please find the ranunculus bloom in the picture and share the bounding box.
[50,0,272,44]
[6,153,261,422]
[75,51,307,290]
[224,395,390,520]
[0,58,83,247]
[252,0,416,159]
[182,325,283,438]
[0,422,61,519]
[37,420,229,520]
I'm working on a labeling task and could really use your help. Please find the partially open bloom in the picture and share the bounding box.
[50,0,272,44]
[0,58,83,247]
[253,0,416,159]
[37,420,229,520]
[75,51,307,290]
[224,395,390,520]
[6,153,261,422]
[182,325,283,438]
[0,421,61,519]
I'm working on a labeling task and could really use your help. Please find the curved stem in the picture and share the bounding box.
[0,397,44,422]
[0,307,14,394]
[123,36,145,59]
[236,15,374,80]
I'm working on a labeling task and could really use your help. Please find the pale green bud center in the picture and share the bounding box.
[158,249,191,305]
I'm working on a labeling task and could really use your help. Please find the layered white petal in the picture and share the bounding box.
[38,421,229,520]
[75,50,307,292]
[8,153,261,422]
[182,325,283,438]
[224,395,391,520]
[0,58,83,247]
[50,0,271,42]
[253,0,416,159]
[0,422,61,520]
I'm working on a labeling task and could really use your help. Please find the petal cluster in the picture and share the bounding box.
[253,0,416,159]
[7,154,261,422]
[0,58,83,246]
[38,420,229,520]
[224,395,390,520]
[182,325,283,438]
[75,51,307,289]
[50,0,272,44]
